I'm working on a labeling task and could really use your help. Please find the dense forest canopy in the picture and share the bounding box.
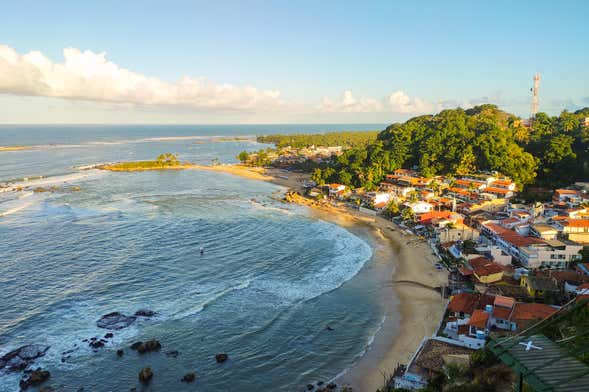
[257,130,379,148]
[306,105,589,190]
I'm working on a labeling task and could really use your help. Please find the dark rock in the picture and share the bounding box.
[82,339,88,343]
[165,350,179,358]
[96,312,136,330]
[181,372,196,383]
[307,384,315,390]
[19,368,50,390]
[326,325,334,331]
[326,383,337,390]
[134,309,156,317]
[317,381,324,386]
[89,341,104,349]
[0,345,50,372]
[104,333,114,339]
[90,337,97,341]
[138,367,153,384]
[130,339,161,354]
[215,353,228,363]
[116,349,124,357]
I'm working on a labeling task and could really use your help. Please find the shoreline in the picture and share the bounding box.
[190,164,448,391]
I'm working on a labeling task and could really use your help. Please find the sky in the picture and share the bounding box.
[0,0,588,124]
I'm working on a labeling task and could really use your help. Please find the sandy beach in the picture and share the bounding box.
[192,164,448,392]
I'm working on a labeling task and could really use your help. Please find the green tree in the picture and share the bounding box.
[237,150,249,163]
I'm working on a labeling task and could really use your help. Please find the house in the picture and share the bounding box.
[508,302,558,331]
[394,338,474,390]
[468,257,504,284]
[558,219,589,244]
[467,309,490,335]
[406,201,433,214]
[490,179,516,191]
[482,222,581,269]
[328,183,346,199]
[490,295,515,330]
[483,187,515,199]
[520,275,559,298]
[553,189,583,205]
[447,292,494,319]
[455,179,487,191]
[530,223,559,241]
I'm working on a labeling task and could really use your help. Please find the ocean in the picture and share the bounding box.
[0,124,389,391]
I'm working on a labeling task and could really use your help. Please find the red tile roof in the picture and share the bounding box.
[485,187,512,195]
[469,257,504,277]
[483,223,545,247]
[563,219,589,228]
[493,295,515,309]
[492,306,512,321]
[448,293,480,315]
[510,303,557,328]
[468,309,490,329]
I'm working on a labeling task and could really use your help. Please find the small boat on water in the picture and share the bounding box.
[199,246,204,255]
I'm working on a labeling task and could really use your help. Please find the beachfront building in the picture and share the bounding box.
[393,338,474,390]
[481,222,582,269]
[406,201,433,214]
[327,183,346,199]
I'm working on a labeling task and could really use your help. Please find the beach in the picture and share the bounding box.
[198,164,448,392]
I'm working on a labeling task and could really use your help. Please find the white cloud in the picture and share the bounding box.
[0,45,285,111]
[318,89,434,114]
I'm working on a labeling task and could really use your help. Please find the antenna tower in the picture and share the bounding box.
[530,73,541,119]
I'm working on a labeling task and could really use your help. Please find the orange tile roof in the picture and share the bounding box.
[418,210,453,223]
[564,219,589,228]
[485,187,512,194]
[556,189,579,195]
[492,306,512,321]
[510,303,557,326]
[494,295,515,309]
[483,223,545,247]
[492,180,513,186]
[468,309,490,329]
[469,257,504,277]
[448,293,480,315]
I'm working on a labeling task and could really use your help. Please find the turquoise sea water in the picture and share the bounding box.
[0,125,387,391]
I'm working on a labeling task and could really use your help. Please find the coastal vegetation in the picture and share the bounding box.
[258,105,589,192]
[257,130,379,148]
[99,153,185,171]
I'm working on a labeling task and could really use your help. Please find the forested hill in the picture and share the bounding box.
[310,104,589,190]
[257,130,379,148]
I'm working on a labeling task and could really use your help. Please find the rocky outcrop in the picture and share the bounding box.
[181,373,196,383]
[215,353,228,363]
[116,349,124,357]
[138,367,153,384]
[130,340,161,354]
[96,312,136,330]
[0,345,50,372]
[19,368,50,390]
[134,309,156,318]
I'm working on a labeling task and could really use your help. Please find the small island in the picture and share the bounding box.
[99,153,193,171]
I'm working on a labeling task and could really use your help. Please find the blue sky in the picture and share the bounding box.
[0,0,587,124]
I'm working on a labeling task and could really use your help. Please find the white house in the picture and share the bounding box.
[406,201,433,214]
